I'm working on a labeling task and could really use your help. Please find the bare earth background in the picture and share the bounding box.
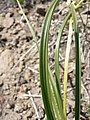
[0,0,90,120]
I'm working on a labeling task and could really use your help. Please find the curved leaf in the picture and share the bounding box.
[71,4,81,120]
[40,0,64,119]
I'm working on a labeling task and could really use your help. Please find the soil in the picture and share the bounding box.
[0,0,90,120]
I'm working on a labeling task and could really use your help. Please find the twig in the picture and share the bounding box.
[28,91,40,120]
[87,48,90,78]
[23,93,42,98]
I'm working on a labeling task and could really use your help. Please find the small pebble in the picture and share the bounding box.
[14,103,23,113]
[6,102,15,109]
[24,69,31,81]
[6,103,11,109]
[3,84,9,90]
[0,25,4,32]
[36,6,46,16]
[0,80,3,87]
[38,107,45,119]
[19,75,28,85]
[3,90,10,95]
[0,108,2,117]
[25,108,34,119]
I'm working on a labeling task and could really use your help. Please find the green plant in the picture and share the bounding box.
[40,0,89,120]
[87,108,90,115]
[12,0,24,4]
[15,0,90,119]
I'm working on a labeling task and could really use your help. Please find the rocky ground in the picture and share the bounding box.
[0,0,90,120]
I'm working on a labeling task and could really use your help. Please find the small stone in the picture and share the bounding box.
[67,104,71,114]
[0,80,3,87]
[12,25,22,35]
[23,110,27,114]
[35,79,38,84]
[23,0,32,9]
[38,107,45,119]
[27,102,31,108]
[0,95,5,104]
[6,101,15,109]
[12,29,20,35]
[20,84,28,93]
[25,108,34,119]
[67,112,74,120]
[0,13,5,17]
[0,49,14,74]
[6,103,12,109]
[0,73,3,76]
[0,25,4,32]
[15,85,20,92]
[68,63,75,73]
[3,90,10,95]
[20,16,26,23]
[14,103,23,113]
[37,81,40,87]
[19,75,28,85]
[0,108,2,117]
[5,12,14,18]
[3,84,9,90]
[24,69,31,81]
[36,5,46,16]
[3,17,14,29]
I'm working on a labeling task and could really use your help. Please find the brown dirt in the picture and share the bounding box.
[0,1,90,120]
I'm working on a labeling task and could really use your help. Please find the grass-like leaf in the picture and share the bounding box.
[71,4,81,120]
[40,0,65,119]
[54,11,73,120]
[13,0,24,4]
[16,0,86,119]
[40,0,69,120]
[55,11,71,95]
[63,17,73,119]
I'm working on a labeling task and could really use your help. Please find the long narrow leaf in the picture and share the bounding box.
[55,3,83,118]
[55,12,72,117]
[48,66,63,120]
[55,11,71,95]
[40,0,61,119]
[71,4,81,120]
[63,17,73,119]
